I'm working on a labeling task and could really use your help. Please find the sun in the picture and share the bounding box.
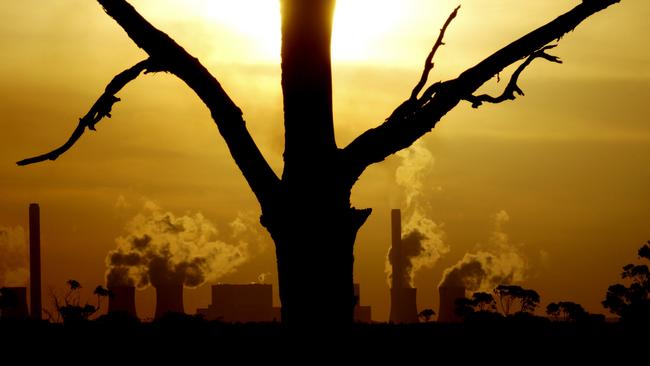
[197,0,410,62]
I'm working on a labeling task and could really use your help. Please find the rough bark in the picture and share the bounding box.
[17,0,622,329]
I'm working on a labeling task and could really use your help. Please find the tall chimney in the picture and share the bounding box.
[438,285,466,323]
[390,209,403,291]
[154,283,184,318]
[29,203,42,320]
[108,286,137,318]
[389,209,418,323]
[390,287,418,323]
[0,287,29,319]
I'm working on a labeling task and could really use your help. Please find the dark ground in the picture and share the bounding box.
[1,315,647,362]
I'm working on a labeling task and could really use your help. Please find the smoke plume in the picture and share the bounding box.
[386,141,448,288]
[0,226,28,287]
[105,201,263,288]
[439,210,527,293]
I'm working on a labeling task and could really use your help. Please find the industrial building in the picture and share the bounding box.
[198,283,372,323]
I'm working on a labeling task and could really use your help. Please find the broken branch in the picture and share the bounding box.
[17,59,154,166]
[463,45,562,108]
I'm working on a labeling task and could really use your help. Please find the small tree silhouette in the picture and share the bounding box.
[53,280,111,324]
[418,308,435,322]
[602,242,650,324]
[546,301,588,322]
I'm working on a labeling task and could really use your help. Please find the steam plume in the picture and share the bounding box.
[105,201,263,289]
[386,141,448,288]
[439,210,527,292]
[0,226,28,287]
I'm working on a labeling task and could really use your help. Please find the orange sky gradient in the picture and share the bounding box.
[1,0,649,321]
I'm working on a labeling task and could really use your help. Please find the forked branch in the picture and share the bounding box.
[341,0,621,182]
[17,59,155,166]
[464,45,563,108]
[19,0,280,210]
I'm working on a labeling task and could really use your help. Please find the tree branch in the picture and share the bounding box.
[463,45,563,108]
[410,5,460,102]
[17,59,153,166]
[341,0,621,181]
[22,0,281,210]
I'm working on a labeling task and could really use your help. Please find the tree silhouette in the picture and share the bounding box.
[418,308,435,322]
[546,301,588,322]
[17,0,622,328]
[53,281,110,324]
[472,292,497,312]
[493,285,540,316]
[455,291,497,318]
[546,302,561,320]
[602,242,650,324]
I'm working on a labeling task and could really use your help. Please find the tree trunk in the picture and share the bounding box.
[265,200,365,328]
[260,0,368,329]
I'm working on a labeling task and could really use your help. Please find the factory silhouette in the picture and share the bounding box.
[1,204,468,324]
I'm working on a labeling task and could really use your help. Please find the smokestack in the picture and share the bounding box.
[389,209,418,323]
[390,209,403,291]
[108,286,137,318]
[0,287,29,319]
[390,287,418,323]
[29,203,41,320]
[438,286,466,323]
[154,283,184,318]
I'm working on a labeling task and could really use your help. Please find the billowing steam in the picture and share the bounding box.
[105,201,263,289]
[386,141,449,288]
[0,226,28,287]
[439,210,527,293]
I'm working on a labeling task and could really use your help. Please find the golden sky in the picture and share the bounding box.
[1,0,649,321]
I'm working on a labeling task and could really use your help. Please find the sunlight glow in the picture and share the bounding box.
[197,0,410,61]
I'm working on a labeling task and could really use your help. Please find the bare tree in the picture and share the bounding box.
[18,0,622,328]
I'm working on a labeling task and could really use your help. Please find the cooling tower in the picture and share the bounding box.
[154,283,184,318]
[108,286,137,318]
[0,287,29,319]
[438,285,466,322]
[29,203,42,320]
[390,287,418,323]
[206,284,273,322]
